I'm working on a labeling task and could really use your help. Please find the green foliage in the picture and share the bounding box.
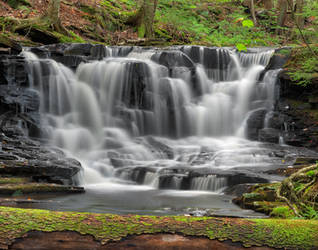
[270,206,294,219]
[306,170,316,177]
[11,190,23,197]
[242,19,254,28]
[286,46,318,86]
[294,182,306,193]
[301,206,318,220]
[5,0,30,9]
[302,0,318,43]
[1,0,316,47]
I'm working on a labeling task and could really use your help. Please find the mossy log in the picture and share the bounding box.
[0,207,317,249]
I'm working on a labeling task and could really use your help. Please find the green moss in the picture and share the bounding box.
[306,169,318,177]
[270,206,294,219]
[243,192,262,200]
[0,183,84,195]
[5,0,31,9]
[277,48,291,56]
[138,24,146,38]
[0,177,29,185]
[0,207,317,249]
[79,4,98,15]
[52,31,86,43]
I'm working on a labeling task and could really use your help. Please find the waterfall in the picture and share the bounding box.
[22,46,285,194]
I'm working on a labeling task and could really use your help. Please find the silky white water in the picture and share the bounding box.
[21,46,304,215]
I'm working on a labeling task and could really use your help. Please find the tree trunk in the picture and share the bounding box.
[134,0,158,38]
[46,0,68,34]
[47,0,61,27]
[295,0,304,29]
[263,0,273,10]
[250,0,258,26]
[276,0,288,34]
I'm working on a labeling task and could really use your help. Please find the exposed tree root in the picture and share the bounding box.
[276,164,318,217]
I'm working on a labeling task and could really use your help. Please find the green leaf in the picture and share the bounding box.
[236,43,247,52]
[242,19,254,28]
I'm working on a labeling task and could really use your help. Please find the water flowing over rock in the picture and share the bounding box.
[1,44,317,215]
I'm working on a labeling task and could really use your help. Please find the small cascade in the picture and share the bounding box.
[190,175,227,192]
[21,45,292,196]
[279,135,286,146]
[143,171,160,188]
[264,111,274,128]
[238,49,274,67]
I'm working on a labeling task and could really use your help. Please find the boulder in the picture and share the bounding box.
[63,43,93,56]
[258,128,280,143]
[246,109,267,140]
[265,47,291,70]
[145,136,174,159]
[151,50,195,70]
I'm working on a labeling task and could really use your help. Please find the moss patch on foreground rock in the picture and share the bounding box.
[0,183,84,195]
[0,207,317,249]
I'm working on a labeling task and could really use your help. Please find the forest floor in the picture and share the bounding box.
[0,0,317,47]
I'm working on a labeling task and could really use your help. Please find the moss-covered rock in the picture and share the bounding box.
[0,177,30,185]
[0,33,22,54]
[233,183,286,216]
[235,163,318,219]
[0,183,84,195]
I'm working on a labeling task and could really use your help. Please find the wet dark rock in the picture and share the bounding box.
[110,158,136,168]
[16,27,59,45]
[203,47,232,70]
[0,86,39,112]
[265,47,291,70]
[90,44,108,59]
[308,95,318,109]
[180,45,203,64]
[63,43,93,56]
[0,56,29,86]
[224,184,254,196]
[111,61,150,109]
[0,153,20,161]
[0,157,82,185]
[145,136,174,159]
[0,36,22,55]
[246,109,267,140]
[151,50,195,71]
[39,44,69,56]
[28,47,50,58]
[108,46,134,57]
[0,132,82,185]
[266,113,289,130]
[103,138,123,150]
[51,55,87,69]
[258,128,280,143]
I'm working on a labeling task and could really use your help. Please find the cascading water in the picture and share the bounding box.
[20,46,308,216]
